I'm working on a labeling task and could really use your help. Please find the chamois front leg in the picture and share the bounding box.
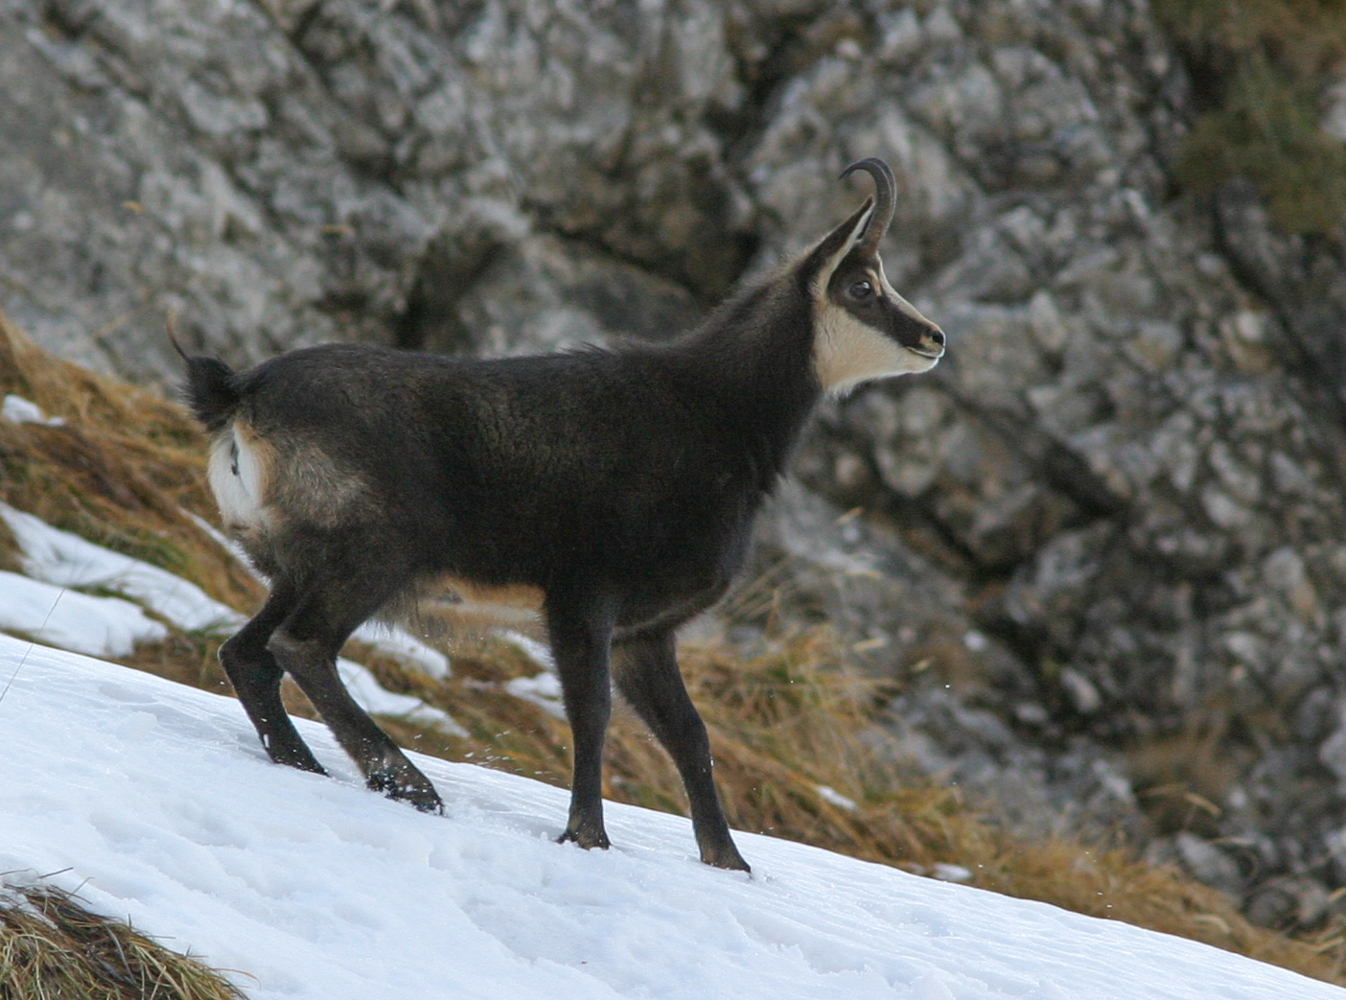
[613,628,749,871]
[547,594,617,850]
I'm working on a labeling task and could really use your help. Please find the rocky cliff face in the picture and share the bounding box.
[7,0,1346,928]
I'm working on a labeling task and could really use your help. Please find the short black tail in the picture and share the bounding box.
[167,316,239,433]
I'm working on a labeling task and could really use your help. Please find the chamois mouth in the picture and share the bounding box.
[907,326,946,360]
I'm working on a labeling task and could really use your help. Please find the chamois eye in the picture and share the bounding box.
[848,279,873,300]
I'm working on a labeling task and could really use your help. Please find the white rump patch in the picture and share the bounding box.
[208,425,271,532]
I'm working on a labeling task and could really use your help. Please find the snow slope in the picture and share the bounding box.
[0,634,1337,1000]
[0,500,460,730]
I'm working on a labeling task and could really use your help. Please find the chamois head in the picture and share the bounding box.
[807,158,945,395]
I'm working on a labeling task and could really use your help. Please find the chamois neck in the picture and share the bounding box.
[675,278,822,488]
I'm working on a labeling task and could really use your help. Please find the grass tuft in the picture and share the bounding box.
[0,876,247,1000]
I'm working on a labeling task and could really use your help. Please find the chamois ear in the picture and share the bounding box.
[800,196,876,295]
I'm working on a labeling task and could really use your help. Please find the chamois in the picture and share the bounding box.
[177,158,944,872]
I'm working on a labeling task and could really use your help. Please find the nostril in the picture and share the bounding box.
[930,328,945,346]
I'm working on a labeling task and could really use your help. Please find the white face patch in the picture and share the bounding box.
[812,307,940,395]
[810,257,942,395]
[207,423,273,532]
[800,204,944,395]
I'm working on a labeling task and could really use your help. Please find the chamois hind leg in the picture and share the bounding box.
[219,581,326,775]
[268,575,443,814]
[547,593,617,851]
[613,628,749,871]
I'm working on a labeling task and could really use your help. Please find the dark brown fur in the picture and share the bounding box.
[180,160,944,871]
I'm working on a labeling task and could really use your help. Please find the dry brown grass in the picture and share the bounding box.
[0,876,247,1000]
[0,310,261,610]
[3,307,1344,986]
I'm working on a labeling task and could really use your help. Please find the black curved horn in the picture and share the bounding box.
[839,157,895,254]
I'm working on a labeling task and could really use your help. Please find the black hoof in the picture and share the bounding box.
[268,742,327,775]
[706,851,751,873]
[368,769,443,814]
[700,840,751,872]
[558,826,611,851]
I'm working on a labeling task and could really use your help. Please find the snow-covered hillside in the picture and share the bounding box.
[0,634,1338,1000]
[0,496,462,729]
